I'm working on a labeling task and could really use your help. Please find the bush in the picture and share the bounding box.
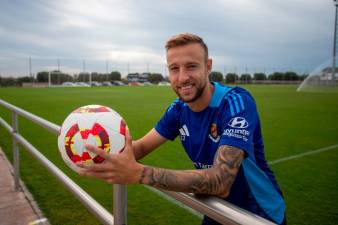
[0,77,17,86]
[253,73,267,80]
[148,73,164,83]
[284,71,299,81]
[110,71,121,81]
[225,73,238,83]
[240,74,252,83]
[36,71,49,82]
[209,71,223,82]
[17,76,33,85]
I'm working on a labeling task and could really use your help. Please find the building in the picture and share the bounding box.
[126,72,150,83]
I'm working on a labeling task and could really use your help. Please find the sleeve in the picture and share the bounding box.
[219,91,258,157]
[154,100,180,141]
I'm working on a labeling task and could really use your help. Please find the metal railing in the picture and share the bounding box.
[0,99,275,225]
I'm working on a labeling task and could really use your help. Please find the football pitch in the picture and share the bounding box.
[0,85,337,225]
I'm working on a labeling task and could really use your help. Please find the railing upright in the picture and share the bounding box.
[114,184,127,225]
[12,111,20,191]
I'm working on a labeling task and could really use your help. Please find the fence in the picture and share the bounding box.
[0,99,275,225]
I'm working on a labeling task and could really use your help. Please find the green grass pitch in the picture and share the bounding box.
[0,85,337,225]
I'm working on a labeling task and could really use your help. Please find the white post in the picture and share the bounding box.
[48,72,51,87]
[12,111,19,191]
[113,184,127,225]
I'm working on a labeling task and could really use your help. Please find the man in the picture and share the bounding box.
[77,33,286,225]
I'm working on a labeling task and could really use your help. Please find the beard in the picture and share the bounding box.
[175,80,207,103]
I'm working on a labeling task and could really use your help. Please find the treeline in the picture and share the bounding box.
[209,71,308,83]
[0,70,308,87]
[0,70,123,86]
[35,71,122,83]
[0,76,34,87]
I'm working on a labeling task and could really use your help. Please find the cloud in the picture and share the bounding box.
[0,0,334,76]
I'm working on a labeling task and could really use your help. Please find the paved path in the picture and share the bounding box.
[0,148,48,225]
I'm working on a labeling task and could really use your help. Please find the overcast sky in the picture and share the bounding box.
[0,0,334,76]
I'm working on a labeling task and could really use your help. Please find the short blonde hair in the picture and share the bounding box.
[165,33,208,61]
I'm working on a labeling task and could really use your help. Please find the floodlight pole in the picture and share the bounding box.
[332,0,338,81]
[29,56,33,83]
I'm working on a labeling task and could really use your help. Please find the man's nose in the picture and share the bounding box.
[178,69,189,83]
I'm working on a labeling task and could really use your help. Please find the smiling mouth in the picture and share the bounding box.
[179,84,193,91]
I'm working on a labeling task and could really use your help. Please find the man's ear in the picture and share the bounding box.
[206,58,213,74]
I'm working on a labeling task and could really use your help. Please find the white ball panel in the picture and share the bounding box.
[95,112,123,133]
[86,133,98,158]
[73,132,85,156]
[108,129,125,154]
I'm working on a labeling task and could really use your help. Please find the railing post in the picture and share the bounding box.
[113,184,127,225]
[12,111,20,191]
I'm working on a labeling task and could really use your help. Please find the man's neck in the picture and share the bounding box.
[187,82,214,112]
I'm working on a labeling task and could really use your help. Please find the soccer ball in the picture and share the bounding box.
[58,105,126,172]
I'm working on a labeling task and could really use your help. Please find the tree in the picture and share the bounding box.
[91,72,99,81]
[209,71,223,82]
[36,71,49,82]
[148,73,164,83]
[299,74,309,81]
[98,73,109,82]
[269,72,284,80]
[77,72,90,82]
[284,71,299,81]
[225,73,238,84]
[240,74,252,84]
[163,76,170,82]
[61,73,73,83]
[253,73,267,80]
[36,71,73,84]
[109,71,121,81]
[50,70,73,84]
[0,77,17,86]
[17,76,32,85]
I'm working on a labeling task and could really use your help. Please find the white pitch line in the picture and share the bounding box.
[268,144,338,165]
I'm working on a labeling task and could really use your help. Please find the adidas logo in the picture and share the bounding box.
[179,125,189,141]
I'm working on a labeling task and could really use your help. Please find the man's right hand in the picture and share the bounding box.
[76,129,144,185]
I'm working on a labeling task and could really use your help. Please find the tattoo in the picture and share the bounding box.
[139,145,244,197]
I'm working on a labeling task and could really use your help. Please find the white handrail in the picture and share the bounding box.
[0,117,115,225]
[0,99,275,225]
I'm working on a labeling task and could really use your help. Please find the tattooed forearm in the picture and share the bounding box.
[139,145,244,197]
[211,145,244,197]
[139,166,207,193]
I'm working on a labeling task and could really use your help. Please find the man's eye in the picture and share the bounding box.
[187,65,197,69]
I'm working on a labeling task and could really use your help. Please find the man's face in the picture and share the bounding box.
[166,43,212,103]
